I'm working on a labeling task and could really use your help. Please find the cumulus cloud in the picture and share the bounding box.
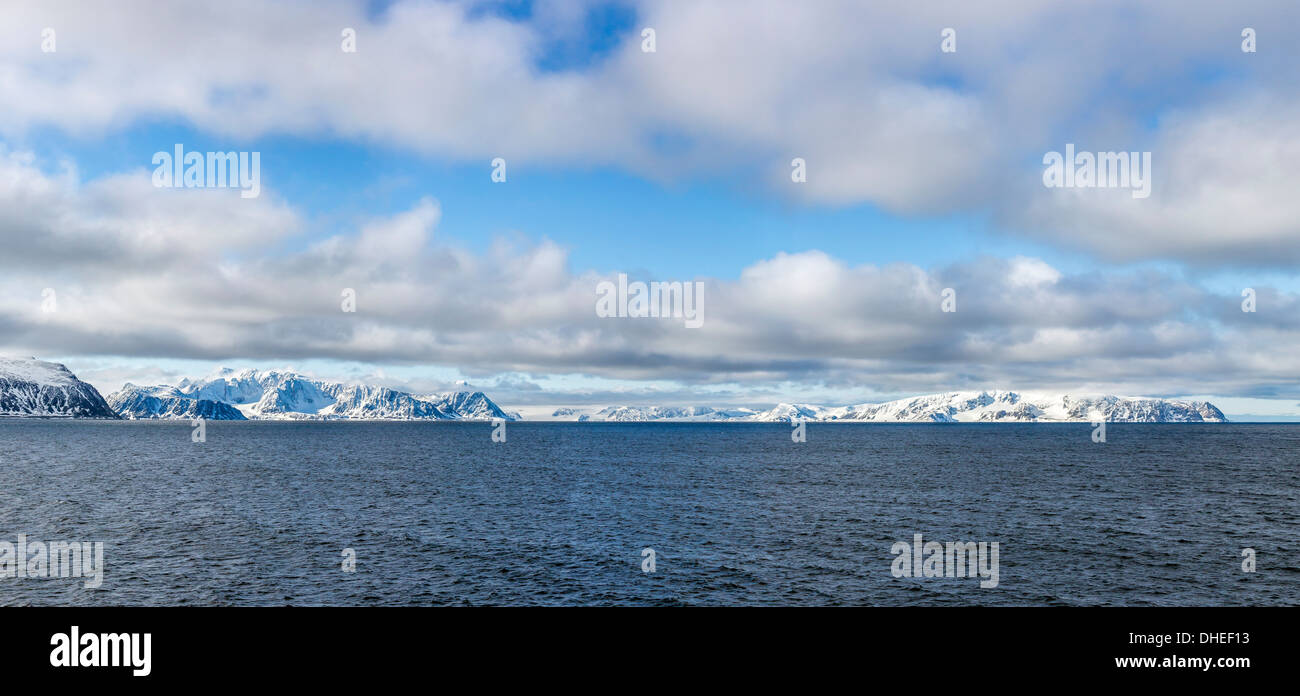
[2,158,1298,400]
[1016,96,1300,266]
[1,1,1298,262]
[0,150,299,274]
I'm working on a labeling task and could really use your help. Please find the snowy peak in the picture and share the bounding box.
[0,357,81,386]
[318,385,448,420]
[176,369,274,405]
[753,403,826,422]
[0,357,118,418]
[249,376,338,416]
[422,391,515,421]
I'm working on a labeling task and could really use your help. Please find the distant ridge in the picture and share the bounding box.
[546,391,1227,423]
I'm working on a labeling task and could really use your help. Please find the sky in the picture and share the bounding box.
[1,0,1299,419]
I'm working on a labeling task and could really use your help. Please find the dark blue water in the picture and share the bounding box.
[0,421,1296,606]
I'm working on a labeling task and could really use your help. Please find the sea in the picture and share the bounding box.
[0,420,1296,606]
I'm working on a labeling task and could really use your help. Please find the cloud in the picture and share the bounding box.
[2,158,1298,399]
[0,149,300,275]
[2,1,1298,263]
[1015,96,1300,266]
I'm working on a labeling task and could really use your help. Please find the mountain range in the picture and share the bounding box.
[0,358,1228,422]
[107,368,519,421]
[548,391,1228,423]
[0,358,516,421]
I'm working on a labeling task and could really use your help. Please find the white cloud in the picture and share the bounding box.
[1017,96,1300,265]
[2,1,1298,263]
[0,149,299,272]
[2,156,1298,399]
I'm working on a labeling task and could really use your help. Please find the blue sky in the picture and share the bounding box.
[19,116,1275,290]
[1,0,1299,419]
[17,118,1038,280]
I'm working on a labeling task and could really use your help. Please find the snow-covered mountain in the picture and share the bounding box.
[565,405,760,422]
[107,384,247,420]
[549,391,1227,423]
[0,357,119,418]
[420,391,520,421]
[107,368,517,421]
